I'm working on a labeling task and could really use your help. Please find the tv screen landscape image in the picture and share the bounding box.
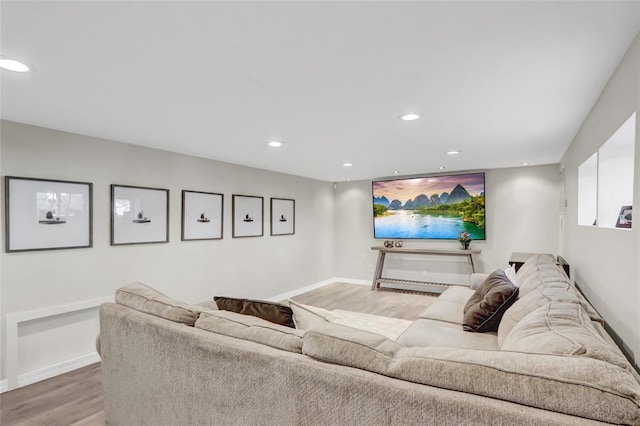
[372,172,485,240]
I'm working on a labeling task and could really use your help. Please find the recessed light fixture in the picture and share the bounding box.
[522,162,530,166]
[398,113,422,121]
[438,166,446,170]
[446,150,461,155]
[343,162,353,167]
[267,141,283,148]
[346,178,352,181]
[0,58,30,72]
[393,170,399,174]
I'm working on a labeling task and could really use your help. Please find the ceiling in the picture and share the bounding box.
[1,1,639,182]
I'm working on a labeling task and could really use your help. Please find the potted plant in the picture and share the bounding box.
[458,231,472,250]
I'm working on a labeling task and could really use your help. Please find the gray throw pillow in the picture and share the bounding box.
[463,269,519,333]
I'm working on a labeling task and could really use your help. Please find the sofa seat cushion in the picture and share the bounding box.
[195,310,304,353]
[303,323,640,425]
[418,300,465,324]
[396,319,498,350]
[115,282,199,325]
[463,270,519,332]
[501,302,630,370]
[436,286,476,304]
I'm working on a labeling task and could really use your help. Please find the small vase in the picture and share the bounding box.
[460,241,470,250]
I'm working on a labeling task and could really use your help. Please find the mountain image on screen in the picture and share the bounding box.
[371,173,486,240]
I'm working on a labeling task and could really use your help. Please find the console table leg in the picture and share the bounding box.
[468,254,476,273]
[371,251,386,291]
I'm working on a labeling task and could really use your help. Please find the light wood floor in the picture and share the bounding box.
[0,283,436,425]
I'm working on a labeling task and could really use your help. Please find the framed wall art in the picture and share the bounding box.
[111,184,169,245]
[232,195,263,238]
[182,190,223,241]
[270,198,295,236]
[5,176,93,252]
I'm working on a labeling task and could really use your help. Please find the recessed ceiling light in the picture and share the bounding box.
[346,178,352,181]
[522,162,530,166]
[446,150,461,155]
[393,170,399,174]
[398,113,422,121]
[0,58,30,72]
[267,141,283,148]
[438,166,446,170]
[343,162,353,167]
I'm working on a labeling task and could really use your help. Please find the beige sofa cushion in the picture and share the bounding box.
[288,299,337,329]
[303,323,640,425]
[418,299,464,324]
[115,282,199,325]
[498,283,584,346]
[196,310,304,353]
[436,286,476,303]
[501,302,630,370]
[516,253,556,282]
[396,319,498,350]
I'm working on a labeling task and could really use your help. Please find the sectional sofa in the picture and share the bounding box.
[98,254,640,425]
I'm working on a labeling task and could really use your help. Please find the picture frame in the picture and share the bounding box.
[181,190,223,241]
[615,205,632,229]
[270,198,295,236]
[5,176,93,252]
[111,184,169,245]
[232,195,263,238]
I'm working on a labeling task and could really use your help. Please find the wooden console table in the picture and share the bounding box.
[371,246,481,291]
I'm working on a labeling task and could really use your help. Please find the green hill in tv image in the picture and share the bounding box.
[373,174,486,240]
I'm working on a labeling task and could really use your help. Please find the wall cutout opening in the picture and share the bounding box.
[578,152,598,226]
[578,112,636,229]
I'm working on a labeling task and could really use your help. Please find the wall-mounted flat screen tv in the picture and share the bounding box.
[372,172,485,240]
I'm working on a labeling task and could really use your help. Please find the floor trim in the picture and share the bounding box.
[18,352,100,390]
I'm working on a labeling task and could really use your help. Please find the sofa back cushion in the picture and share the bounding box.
[462,270,519,332]
[302,323,640,425]
[501,302,630,370]
[196,310,304,353]
[214,296,295,328]
[115,282,199,325]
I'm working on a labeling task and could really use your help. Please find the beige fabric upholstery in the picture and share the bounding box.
[418,299,464,324]
[396,319,498,350]
[115,281,199,325]
[331,309,412,340]
[501,302,629,370]
[195,310,304,353]
[303,323,640,425]
[288,299,336,329]
[436,286,476,303]
[100,302,601,426]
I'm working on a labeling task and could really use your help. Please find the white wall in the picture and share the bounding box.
[334,165,561,283]
[0,121,335,382]
[560,33,640,362]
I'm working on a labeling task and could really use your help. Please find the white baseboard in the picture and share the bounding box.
[333,277,371,286]
[266,278,336,302]
[0,379,7,393]
[16,351,100,389]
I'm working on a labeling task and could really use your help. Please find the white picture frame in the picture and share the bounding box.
[182,190,223,241]
[232,195,263,238]
[270,198,295,236]
[5,176,93,252]
[111,184,169,245]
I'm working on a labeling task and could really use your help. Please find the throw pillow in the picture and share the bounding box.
[463,269,519,333]
[213,296,295,328]
[288,299,337,330]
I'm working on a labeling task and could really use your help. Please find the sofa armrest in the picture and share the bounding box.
[469,273,489,290]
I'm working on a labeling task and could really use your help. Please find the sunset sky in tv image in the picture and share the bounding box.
[372,173,485,203]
